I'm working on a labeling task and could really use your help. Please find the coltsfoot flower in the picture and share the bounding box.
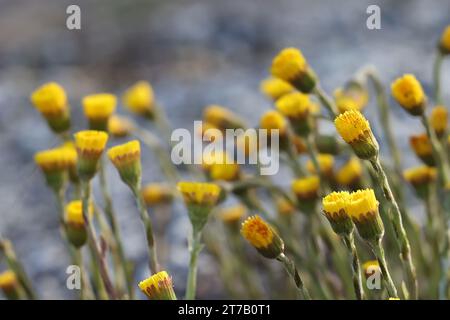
[271,48,317,93]
[241,215,284,259]
[292,175,320,212]
[30,82,70,133]
[363,260,381,279]
[219,205,246,227]
[347,189,384,241]
[74,130,109,181]
[203,105,246,130]
[439,25,450,54]
[65,200,93,248]
[322,191,354,235]
[410,133,435,166]
[275,92,313,136]
[334,81,369,114]
[142,183,174,207]
[34,147,77,191]
[335,110,379,159]
[138,271,177,300]
[391,74,426,116]
[123,81,155,118]
[108,115,134,138]
[260,77,294,101]
[430,105,448,137]
[201,150,240,181]
[107,140,142,189]
[0,270,19,299]
[177,182,221,232]
[403,165,437,198]
[83,93,117,131]
[306,153,334,177]
[260,110,288,144]
[336,157,363,188]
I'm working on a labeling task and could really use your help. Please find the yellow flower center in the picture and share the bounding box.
[334,110,371,143]
[241,215,274,249]
[346,189,379,220]
[322,191,350,214]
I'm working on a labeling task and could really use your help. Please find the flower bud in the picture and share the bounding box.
[65,200,93,248]
[108,115,134,138]
[138,271,177,300]
[74,130,109,181]
[260,77,294,101]
[306,153,334,178]
[123,81,155,118]
[430,106,448,137]
[107,140,142,189]
[334,81,369,114]
[336,157,363,189]
[142,183,174,207]
[203,105,246,130]
[275,92,314,136]
[391,74,426,116]
[83,93,117,131]
[34,147,76,191]
[292,175,320,212]
[403,165,437,199]
[439,25,450,55]
[410,134,435,166]
[322,191,354,236]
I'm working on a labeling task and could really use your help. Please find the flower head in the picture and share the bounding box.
[276,197,296,216]
[291,176,320,201]
[334,82,369,114]
[391,74,426,116]
[439,25,450,54]
[219,205,246,226]
[306,154,334,176]
[260,110,287,137]
[74,130,109,180]
[203,105,246,130]
[430,106,448,137]
[403,166,437,198]
[138,271,177,300]
[322,191,354,235]
[241,215,284,259]
[335,110,379,159]
[35,147,76,191]
[201,150,240,182]
[108,140,142,188]
[142,183,173,207]
[83,93,117,131]
[260,77,294,101]
[108,115,134,138]
[123,81,155,117]
[275,92,313,136]
[30,82,70,133]
[65,200,92,248]
[347,189,384,241]
[336,157,363,188]
[410,134,434,166]
[271,48,317,93]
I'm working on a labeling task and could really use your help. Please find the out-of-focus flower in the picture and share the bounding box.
[201,150,240,182]
[334,81,369,114]
[74,130,109,181]
[292,135,307,154]
[292,176,320,212]
[322,191,353,235]
[271,48,317,93]
[65,200,92,248]
[34,147,77,191]
[260,77,294,101]
[275,92,313,136]
[410,134,435,166]
[219,205,246,227]
[362,260,381,279]
[0,270,20,300]
[108,115,134,138]
[403,166,437,198]
[30,82,70,133]
[439,25,450,54]
[315,135,342,155]
[203,105,246,130]
[107,140,142,189]
[198,122,223,142]
[336,157,363,188]
[306,153,334,177]
[241,215,284,259]
[335,110,379,159]
[123,81,155,118]
[142,183,173,207]
[260,110,288,138]
[391,74,426,116]
[138,271,177,300]
[276,197,296,216]
[430,106,448,137]
[347,189,384,241]
[60,141,79,183]
[83,93,117,131]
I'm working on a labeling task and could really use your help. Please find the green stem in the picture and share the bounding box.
[342,232,365,300]
[313,85,338,117]
[368,238,399,298]
[433,51,444,105]
[369,157,417,299]
[277,253,311,300]
[305,133,330,194]
[185,230,203,300]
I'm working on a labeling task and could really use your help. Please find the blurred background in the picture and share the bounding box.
[0,0,449,299]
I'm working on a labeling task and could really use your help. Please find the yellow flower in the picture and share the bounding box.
[83,94,116,120]
[123,81,155,117]
[203,105,245,130]
[65,200,92,248]
[260,77,294,101]
[108,115,134,138]
[403,166,437,186]
[219,205,246,224]
[0,270,17,291]
[241,215,284,259]
[362,260,381,279]
[336,157,363,187]
[410,134,434,166]
[142,183,173,206]
[334,82,368,114]
[391,74,426,115]
[322,191,354,235]
[108,140,142,188]
[198,122,222,142]
[271,48,317,93]
[177,182,221,207]
[275,92,313,136]
[34,147,77,173]
[30,82,70,133]
[347,189,384,241]
[138,271,177,300]
[276,197,296,216]
[291,175,320,201]
[201,150,240,181]
[430,105,448,136]
[74,130,109,180]
[306,154,334,176]
[439,25,450,54]
[335,110,379,159]
[260,110,287,137]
